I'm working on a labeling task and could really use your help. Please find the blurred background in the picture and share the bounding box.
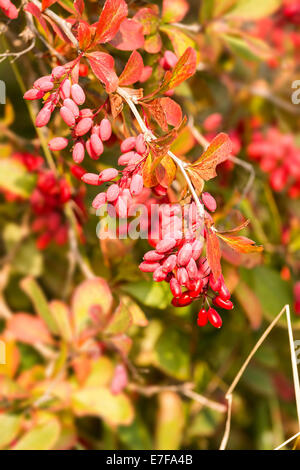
[0,0,299,450]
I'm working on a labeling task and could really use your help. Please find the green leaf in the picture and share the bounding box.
[13,239,43,277]
[105,301,132,336]
[118,416,152,450]
[122,280,173,309]
[242,365,275,397]
[0,159,36,198]
[188,408,223,438]
[221,34,269,61]
[154,327,190,380]
[120,295,148,327]
[20,277,58,334]
[13,419,61,450]
[0,414,22,449]
[49,300,73,342]
[226,0,281,19]
[72,387,134,426]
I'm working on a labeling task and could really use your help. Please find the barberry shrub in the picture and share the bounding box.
[0,0,299,451]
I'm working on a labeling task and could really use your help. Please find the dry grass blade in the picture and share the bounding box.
[220,304,300,450]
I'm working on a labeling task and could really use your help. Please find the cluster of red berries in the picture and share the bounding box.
[247,127,300,197]
[140,195,234,328]
[82,134,147,219]
[0,0,18,19]
[12,153,85,250]
[24,65,113,163]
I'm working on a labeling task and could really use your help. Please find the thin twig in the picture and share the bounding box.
[274,431,300,451]
[116,87,205,220]
[128,382,226,413]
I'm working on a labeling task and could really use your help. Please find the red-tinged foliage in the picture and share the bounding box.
[86,52,118,93]
[110,18,144,51]
[190,133,233,181]
[41,0,58,11]
[162,0,189,23]
[118,51,144,86]
[94,0,128,44]
[158,47,197,93]
[24,2,50,35]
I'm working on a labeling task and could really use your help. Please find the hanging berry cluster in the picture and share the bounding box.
[21,0,262,329]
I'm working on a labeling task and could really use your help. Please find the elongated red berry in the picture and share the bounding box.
[99,168,118,183]
[212,296,234,310]
[177,267,189,286]
[63,98,79,118]
[48,137,68,151]
[209,273,222,291]
[106,183,120,202]
[207,307,222,328]
[188,279,203,298]
[52,66,65,79]
[156,238,176,254]
[120,136,136,153]
[186,258,198,279]
[118,151,136,166]
[177,293,193,307]
[130,174,143,196]
[92,192,107,209]
[143,251,165,262]
[136,134,147,154]
[60,106,75,127]
[219,282,231,301]
[24,89,44,100]
[162,254,177,273]
[192,239,203,260]
[75,118,93,136]
[197,308,208,327]
[81,173,100,185]
[170,277,182,298]
[115,196,127,218]
[139,261,160,273]
[99,118,112,141]
[202,192,217,212]
[177,243,193,266]
[35,106,51,127]
[90,133,104,156]
[71,84,85,105]
[60,78,71,100]
[153,266,167,282]
[73,140,85,163]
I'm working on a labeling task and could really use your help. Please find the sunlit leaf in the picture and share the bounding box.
[206,228,222,281]
[119,51,144,86]
[162,0,189,23]
[13,419,61,450]
[155,392,185,450]
[95,0,128,44]
[190,133,232,181]
[7,313,54,346]
[87,52,119,93]
[0,414,22,449]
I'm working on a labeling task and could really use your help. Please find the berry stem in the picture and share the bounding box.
[117,87,205,220]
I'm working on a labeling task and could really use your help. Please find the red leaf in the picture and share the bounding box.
[159,47,197,92]
[7,313,54,346]
[190,133,232,181]
[87,52,118,93]
[77,21,92,50]
[24,2,50,35]
[206,228,222,281]
[74,0,84,16]
[118,51,143,86]
[162,0,189,23]
[160,97,182,127]
[110,19,144,51]
[95,0,128,44]
[133,6,159,35]
[41,0,58,10]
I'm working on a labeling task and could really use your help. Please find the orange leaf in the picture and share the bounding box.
[160,97,182,127]
[142,153,158,187]
[206,229,222,280]
[95,0,128,44]
[87,52,118,93]
[155,155,177,187]
[217,233,263,254]
[77,21,92,51]
[190,133,232,181]
[142,99,168,132]
[7,314,53,346]
[41,0,57,11]
[119,51,144,86]
[159,47,197,93]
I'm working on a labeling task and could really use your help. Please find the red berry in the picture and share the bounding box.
[197,308,208,327]
[170,277,182,298]
[212,296,234,310]
[207,307,222,328]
